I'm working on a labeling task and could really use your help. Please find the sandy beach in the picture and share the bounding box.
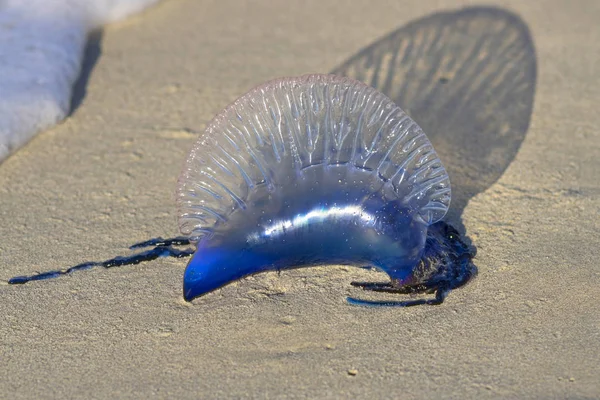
[1,0,599,398]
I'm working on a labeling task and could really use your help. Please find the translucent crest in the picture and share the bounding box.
[177,74,450,240]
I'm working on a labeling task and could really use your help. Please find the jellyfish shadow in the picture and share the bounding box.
[331,6,537,228]
[69,30,103,115]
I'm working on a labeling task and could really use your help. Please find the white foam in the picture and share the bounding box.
[0,0,161,163]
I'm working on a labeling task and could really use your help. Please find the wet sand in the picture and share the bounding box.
[1,0,599,398]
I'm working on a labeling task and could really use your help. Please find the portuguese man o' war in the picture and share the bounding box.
[177,74,476,305]
[9,74,476,307]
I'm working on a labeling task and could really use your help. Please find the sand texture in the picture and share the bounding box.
[1,0,599,399]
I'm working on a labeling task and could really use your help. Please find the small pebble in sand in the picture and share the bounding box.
[280,316,295,325]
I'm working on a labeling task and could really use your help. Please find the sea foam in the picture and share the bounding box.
[0,0,161,163]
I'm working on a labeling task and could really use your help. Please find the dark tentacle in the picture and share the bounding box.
[350,281,394,290]
[347,221,477,307]
[129,236,191,250]
[8,243,194,285]
[346,297,430,307]
[346,284,450,307]
[350,281,435,294]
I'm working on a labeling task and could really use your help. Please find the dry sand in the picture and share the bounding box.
[1,0,599,398]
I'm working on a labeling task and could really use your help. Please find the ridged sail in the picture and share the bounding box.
[177,74,450,240]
